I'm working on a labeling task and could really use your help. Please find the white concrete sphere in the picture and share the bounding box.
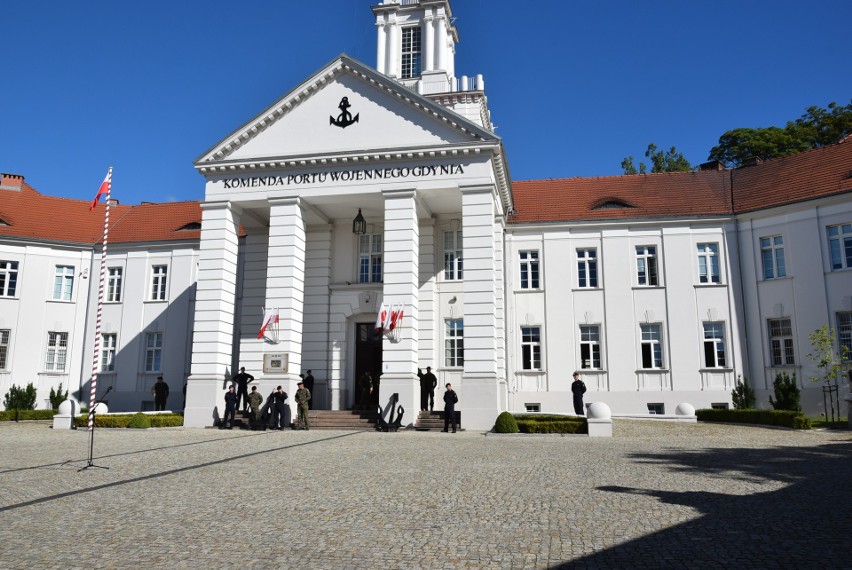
[96,403,109,415]
[57,400,77,415]
[587,402,611,420]
[675,403,695,416]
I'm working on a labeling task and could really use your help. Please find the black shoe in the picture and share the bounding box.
[452,430,457,433]
[441,429,448,432]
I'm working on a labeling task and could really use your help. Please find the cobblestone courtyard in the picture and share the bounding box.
[0,421,849,569]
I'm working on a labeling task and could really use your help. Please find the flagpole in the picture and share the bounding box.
[88,167,112,430]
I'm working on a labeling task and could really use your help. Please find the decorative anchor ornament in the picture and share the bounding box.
[330,97,359,129]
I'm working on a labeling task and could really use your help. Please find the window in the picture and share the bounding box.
[53,265,74,300]
[45,332,68,372]
[445,319,464,367]
[519,250,540,289]
[101,333,117,372]
[525,403,541,413]
[640,323,664,369]
[0,329,9,370]
[697,243,720,283]
[107,267,123,302]
[579,325,601,370]
[444,230,463,281]
[760,236,787,279]
[768,318,795,365]
[145,332,163,372]
[576,248,598,288]
[400,26,422,79]
[150,265,168,301]
[521,326,541,370]
[711,403,729,410]
[358,234,383,283]
[702,322,727,368]
[647,403,665,415]
[0,261,18,297]
[827,224,852,270]
[837,312,852,361]
[635,246,658,286]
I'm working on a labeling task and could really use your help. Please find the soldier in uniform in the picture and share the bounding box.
[247,385,264,430]
[304,370,315,409]
[232,366,255,412]
[422,366,438,412]
[152,376,170,411]
[221,385,237,429]
[571,372,587,416]
[442,383,458,433]
[271,386,288,430]
[295,381,311,430]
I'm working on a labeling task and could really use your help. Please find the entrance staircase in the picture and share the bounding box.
[222,409,377,431]
[415,410,462,431]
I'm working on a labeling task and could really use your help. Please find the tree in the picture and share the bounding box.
[731,376,756,409]
[49,383,68,409]
[4,383,38,413]
[621,143,691,174]
[708,100,852,167]
[805,324,849,421]
[768,373,801,412]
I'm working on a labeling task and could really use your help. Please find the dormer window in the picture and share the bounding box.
[177,222,202,231]
[592,199,637,210]
[401,27,422,79]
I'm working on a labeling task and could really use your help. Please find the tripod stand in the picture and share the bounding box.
[79,386,112,472]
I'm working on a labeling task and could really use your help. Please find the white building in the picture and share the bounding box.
[1,0,850,427]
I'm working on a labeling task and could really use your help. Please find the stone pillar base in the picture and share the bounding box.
[184,375,229,428]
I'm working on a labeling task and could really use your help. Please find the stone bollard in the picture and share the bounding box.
[674,403,698,422]
[52,399,79,430]
[586,402,612,437]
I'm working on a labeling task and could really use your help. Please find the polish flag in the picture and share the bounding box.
[375,304,389,333]
[258,308,279,339]
[389,306,403,331]
[90,170,111,210]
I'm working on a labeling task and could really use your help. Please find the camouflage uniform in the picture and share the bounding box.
[247,389,264,429]
[295,385,311,430]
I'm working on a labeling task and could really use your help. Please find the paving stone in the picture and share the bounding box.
[0,421,849,568]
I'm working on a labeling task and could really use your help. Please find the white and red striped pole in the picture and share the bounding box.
[88,167,112,429]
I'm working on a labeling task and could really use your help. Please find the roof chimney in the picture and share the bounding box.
[698,160,726,171]
[0,173,24,191]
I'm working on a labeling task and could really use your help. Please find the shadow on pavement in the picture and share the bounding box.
[0,431,362,514]
[552,439,852,568]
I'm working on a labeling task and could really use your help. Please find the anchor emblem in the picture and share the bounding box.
[330,97,359,129]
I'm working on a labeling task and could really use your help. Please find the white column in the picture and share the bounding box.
[418,217,437,369]
[435,14,447,71]
[376,22,387,75]
[265,197,306,416]
[303,223,332,409]
[423,14,434,72]
[461,185,501,430]
[381,189,420,426]
[185,201,240,428]
[387,19,400,78]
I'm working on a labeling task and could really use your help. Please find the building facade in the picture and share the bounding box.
[1,1,850,427]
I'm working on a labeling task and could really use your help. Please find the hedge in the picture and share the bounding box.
[494,411,519,433]
[514,414,588,434]
[696,408,811,430]
[0,410,57,421]
[74,413,184,428]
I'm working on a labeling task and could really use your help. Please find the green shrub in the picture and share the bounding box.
[731,376,756,409]
[696,408,811,429]
[49,383,69,409]
[126,413,152,429]
[769,373,801,412]
[0,409,56,421]
[75,413,184,428]
[4,383,38,411]
[494,411,519,433]
[513,414,588,434]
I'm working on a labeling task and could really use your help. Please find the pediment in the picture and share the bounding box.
[196,55,496,167]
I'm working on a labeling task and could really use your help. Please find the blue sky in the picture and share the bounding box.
[2,0,850,205]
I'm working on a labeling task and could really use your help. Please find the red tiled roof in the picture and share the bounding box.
[510,170,733,224]
[510,138,852,224]
[731,138,852,213]
[0,182,201,245]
